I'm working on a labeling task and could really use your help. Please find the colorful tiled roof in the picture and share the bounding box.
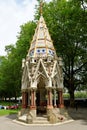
[28,15,56,58]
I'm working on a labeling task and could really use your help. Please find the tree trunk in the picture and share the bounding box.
[69,89,75,107]
[5,97,7,101]
[9,97,11,102]
[15,96,17,102]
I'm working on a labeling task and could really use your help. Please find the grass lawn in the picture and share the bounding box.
[0,109,19,116]
[0,101,21,116]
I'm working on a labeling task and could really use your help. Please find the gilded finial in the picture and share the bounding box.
[40,0,44,15]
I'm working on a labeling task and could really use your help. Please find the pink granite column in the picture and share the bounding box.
[58,88,64,108]
[30,89,36,110]
[22,91,28,108]
[47,89,53,109]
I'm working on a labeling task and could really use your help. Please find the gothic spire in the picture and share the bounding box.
[28,1,56,58]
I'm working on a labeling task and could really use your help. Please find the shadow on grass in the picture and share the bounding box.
[6,110,19,120]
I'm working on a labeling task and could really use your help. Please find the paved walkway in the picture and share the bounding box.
[0,108,87,130]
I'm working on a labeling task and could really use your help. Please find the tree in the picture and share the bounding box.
[35,0,87,106]
[0,56,15,100]
[13,21,36,97]
[0,56,6,99]
[0,21,36,100]
[5,45,21,100]
[16,21,36,59]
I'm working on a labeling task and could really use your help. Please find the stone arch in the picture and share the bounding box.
[36,74,48,114]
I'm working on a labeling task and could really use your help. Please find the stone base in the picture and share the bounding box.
[18,108,36,124]
[17,107,70,124]
[29,109,36,119]
[47,107,69,123]
[58,104,64,108]
[18,108,29,117]
[30,106,36,110]
[59,108,71,120]
[47,105,53,109]
[54,105,57,108]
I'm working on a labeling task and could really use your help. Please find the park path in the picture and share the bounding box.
[0,108,87,130]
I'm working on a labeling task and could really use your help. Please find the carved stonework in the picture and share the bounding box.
[20,13,64,124]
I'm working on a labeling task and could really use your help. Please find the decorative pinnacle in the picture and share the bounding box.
[40,0,44,15]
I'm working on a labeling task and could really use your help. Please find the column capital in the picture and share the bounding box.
[46,86,53,90]
[57,88,63,91]
[53,86,56,90]
[21,89,27,92]
[29,87,37,91]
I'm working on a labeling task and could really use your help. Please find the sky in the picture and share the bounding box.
[0,0,51,56]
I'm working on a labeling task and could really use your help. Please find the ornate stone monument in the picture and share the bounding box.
[18,1,65,124]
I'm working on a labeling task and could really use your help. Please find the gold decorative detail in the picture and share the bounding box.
[40,0,44,15]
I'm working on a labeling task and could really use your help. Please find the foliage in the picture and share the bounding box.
[0,54,19,99]
[16,21,36,59]
[0,21,36,100]
[63,91,87,98]
[38,0,87,106]
[75,91,87,98]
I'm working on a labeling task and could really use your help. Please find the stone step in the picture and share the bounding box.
[33,120,49,124]
[18,115,49,124]
[36,117,47,120]
[33,116,49,124]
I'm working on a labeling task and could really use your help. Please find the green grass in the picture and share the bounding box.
[0,101,21,116]
[0,109,19,116]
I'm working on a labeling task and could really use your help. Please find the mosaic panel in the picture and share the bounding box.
[29,49,34,56]
[36,48,46,54]
[48,49,55,56]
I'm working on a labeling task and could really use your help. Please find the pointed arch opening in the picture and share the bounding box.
[36,75,48,115]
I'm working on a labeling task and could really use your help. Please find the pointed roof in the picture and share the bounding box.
[28,15,56,58]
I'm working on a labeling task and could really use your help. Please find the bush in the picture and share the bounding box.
[63,91,87,99]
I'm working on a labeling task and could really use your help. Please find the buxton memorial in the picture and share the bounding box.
[18,1,66,124]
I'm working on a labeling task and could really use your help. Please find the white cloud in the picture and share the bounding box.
[0,0,51,56]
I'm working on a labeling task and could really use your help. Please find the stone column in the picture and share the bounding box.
[22,90,28,108]
[29,88,36,118]
[47,88,53,109]
[54,89,57,107]
[28,90,30,107]
[57,88,64,108]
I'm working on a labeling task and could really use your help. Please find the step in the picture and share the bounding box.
[33,117,49,124]
[33,120,49,124]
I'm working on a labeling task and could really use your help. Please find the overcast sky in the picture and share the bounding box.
[0,0,51,56]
